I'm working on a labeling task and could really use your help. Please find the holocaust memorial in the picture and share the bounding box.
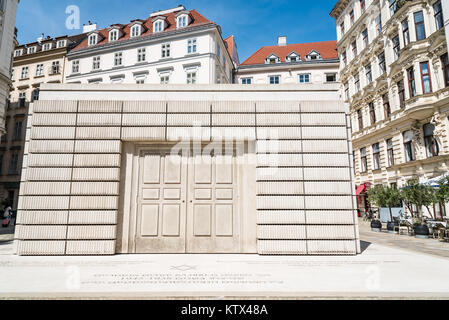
[14,83,360,255]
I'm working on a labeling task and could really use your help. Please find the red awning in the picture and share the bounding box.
[356,184,366,195]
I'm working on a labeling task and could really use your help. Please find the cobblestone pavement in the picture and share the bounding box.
[358,218,449,259]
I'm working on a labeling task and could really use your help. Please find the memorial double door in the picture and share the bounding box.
[134,147,241,253]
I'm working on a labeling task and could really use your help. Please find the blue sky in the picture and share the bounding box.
[16,0,338,62]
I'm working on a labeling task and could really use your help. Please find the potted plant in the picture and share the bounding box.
[435,176,449,218]
[368,185,401,233]
[400,181,435,239]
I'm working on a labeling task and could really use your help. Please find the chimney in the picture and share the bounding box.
[278,36,287,46]
[37,33,44,43]
[83,21,98,33]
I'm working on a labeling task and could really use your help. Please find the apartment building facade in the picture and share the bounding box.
[2,33,86,209]
[65,6,235,85]
[331,0,449,217]
[236,37,339,85]
[0,0,19,135]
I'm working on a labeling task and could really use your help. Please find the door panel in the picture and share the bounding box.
[134,150,187,253]
[186,151,240,253]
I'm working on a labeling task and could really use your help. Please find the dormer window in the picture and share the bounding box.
[14,49,22,57]
[153,20,164,33]
[177,15,187,28]
[109,30,119,42]
[42,43,52,51]
[286,52,301,63]
[56,40,66,48]
[305,50,322,61]
[265,54,280,64]
[131,25,141,37]
[27,46,36,54]
[88,34,98,46]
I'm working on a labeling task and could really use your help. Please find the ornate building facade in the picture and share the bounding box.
[331,0,449,218]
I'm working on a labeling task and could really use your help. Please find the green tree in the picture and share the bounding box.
[400,180,436,222]
[367,185,401,222]
[435,176,449,217]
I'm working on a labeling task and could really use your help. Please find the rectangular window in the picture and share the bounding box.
[137,48,146,62]
[8,153,19,175]
[378,52,386,74]
[36,64,44,77]
[402,18,410,47]
[376,14,382,36]
[393,35,400,61]
[341,23,345,36]
[434,1,443,30]
[160,75,170,84]
[342,50,347,66]
[162,43,171,58]
[217,43,221,57]
[11,69,14,81]
[420,61,432,94]
[188,39,197,54]
[72,60,80,74]
[21,67,28,79]
[299,74,310,83]
[365,64,372,84]
[358,108,363,130]
[424,123,439,158]
[398,80,405,108]
[43,43,52,51]
[403,130,415,162]
[407,66,416,98]
[372,143,380,170]
[13,121,22,141]
[389,0,398,16]
[326,73,337,82]
[242,78,252,84]
[369,102,376,125]
[354,74,360,93]
[114,52,123,66]
[383,93,391,118]
[414,11,426,41]
[344,83,349,100]
[92,56,101,70]
[387,139,394,167]
[360,148,367,172]
[350,10,355,26]
[18,92,26,108]
[360,0,366,13]
[51,61,60,74]
[270,76,280,84]
[362,28,369,48]
[442,53,449,87]
[187,71,196,84]
[352,41,357,58]
[57,40,66,48]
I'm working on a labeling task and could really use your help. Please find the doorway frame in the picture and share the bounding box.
[116,141,257,254]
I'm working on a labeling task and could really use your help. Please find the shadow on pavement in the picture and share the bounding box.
[360,240,371,253]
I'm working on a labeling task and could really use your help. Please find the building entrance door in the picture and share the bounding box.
[133,145,243,254]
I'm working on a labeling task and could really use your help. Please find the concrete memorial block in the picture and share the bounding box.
[76,127,121,140]
[257,211,306,224]
[73,154,121,167]
[15,83,359,256]
[16,211,68,225]
[16,241,66,256]
[27,154,73,167]
[68,211,117,225]
[65,240,116,255]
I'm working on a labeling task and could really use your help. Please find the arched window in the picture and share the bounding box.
[88,34,98,46]
[154,21,164,33]
[131,25,141,37]
[109,30,119,42]
[177,15,187,28]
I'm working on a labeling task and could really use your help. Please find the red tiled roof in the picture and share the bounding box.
[73,9,215,51]
[240,40,338,66]
[224,35,240,65]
